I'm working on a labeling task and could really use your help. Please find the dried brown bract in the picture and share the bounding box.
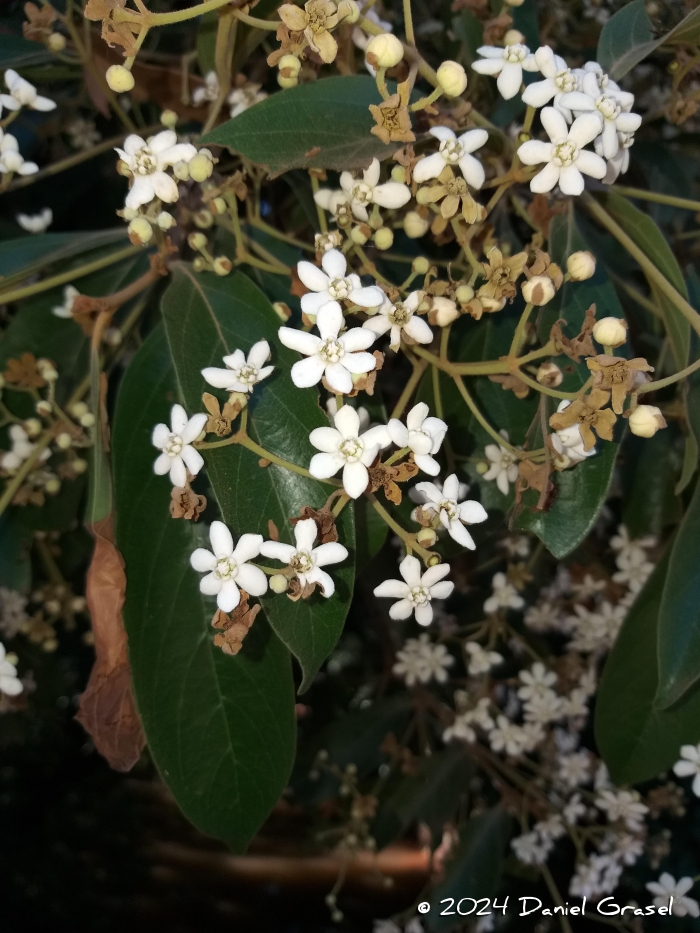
[211,592,261,655]
[170,484,207,521]
[3,352,47,389]
[291,506,339,543]
[368,458,419,505]
[202,391,241,437]
[489,372,530,399]
[550,304,597,362]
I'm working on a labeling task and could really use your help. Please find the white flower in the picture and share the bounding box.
[518,107,606,195]
[374,554,454,626]
[1,424,50,471]
[0,643,22,697]
[190,521,267,612]
[465,641,503,675]
[313,188,349,216]
[0,133,38,175]
[16,208,52,233]
[673,743,700,797]
[1,69,56,112]
[570,854,622,898]
[563,793,586,824]
[52,284,79,319]
[523,690,565,724]
[551,399,596,463]
[522,46,579,118]
[472,43,539,100]
[337,158,411,221]
[0,588,29,639]
[500,535,530,558]
[228,82,267,118]
[610,524,655,567]
[363,291,433,352]
[202,339,274,394]
[260,517,348,597]
[557,751,592,788]
[115,131,197,209]
[511,831,552,865]
[595,789,648,831]
[612,553,654,593]
[443,698,494,743]
[559,71,641,159]
[326,397,369,432]
[279,301,377,394]
[566,601,624,653]
[413,473,487,549]
[412,127,488,188]
[308,403,390,498]
[193,71,220,105]
[295,249,384,316]
[387,402,447,477]
[152,404,207,487]
[570,573,606,599]
[393,633,454,685]
[525,601,564,633]
[535,815,566,842]
[602,832,644,866]
[66,116,101,150]
[488,714,527,756]
[518,662,558,700]
[647,874,700,918]
[482,431,518,495]
[484,571,524,614]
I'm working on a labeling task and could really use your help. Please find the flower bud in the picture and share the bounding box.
[105,64,135,93]
[48,32,66,52]
[35,400,52,417]
[80,413,96,428]
[194,209,213,229]
[121,207,138,221]
[24,418,42,438]
[192,256,207,272]
[188,231,208,251]
[503,29,526,44]
[430,296,460,326]
[45,478,61,495]
[70,401,89,419]
[128,217,153,246]
[350,225,369,245]
[412,256,430,275]
[366,34,404,69]
[161,109,178,128]
[272,301,292,321]
[72,458,88,474]
[403,211,429,239]
[270,574,289,594]
[427,554,441,567]
[416,528,438,547]
[566,250,596,281]
[455,284,474,304]
[210,197,228,216]
[437,60,468,97]
[103,328,122,347]
[475,460,489,474]
[213,257,232,276]
[522,274,556,306]
[278,75,298,89]
[373,227,394,250]
[156,211,176,230]
[338,0,360,23]
[173,160,190,181]
[536,361,563,387]
[629,404,666,438]
[389,164,405,183]
[592,316,627,348]
[57,432,73,450]
[505,0,525,5]
[189,152,214,183]
[71,596,87,612]
[278,54,301,76]
[37,359,58,381]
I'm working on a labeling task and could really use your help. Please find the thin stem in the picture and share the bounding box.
[115,0,239,27]
[232,9,280,29]
[402,0,416,45]
[390,356,428,419]
[540,864,574,933]
[638,355,700,393]
[612,186,700,213]
[432,364,443,419]
[309,173,327,234]
[453,375,524,458]
[366,492,433,563]
[0,426,60,518]
[515,369,581,400]
[198,431,341,485]
[508,302,533,357]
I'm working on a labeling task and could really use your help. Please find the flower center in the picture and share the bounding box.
[338,436,364,462]
[553,141,578,166]
[319,338,345,363]
[438,498,459,521]
[409,427,431,445]
[164,434,183,457]
[133,146,157,176]
[328,277,351,300]
[503,44,527,63]
[409,585,430,606]
[596,95,621,120]
[290,551,314,574]
[554,70,577,93]
[389,302,411,326]
[236,364,259,385]
[439,138,464,164]
[214,557,238,580]
[351,181,373,204]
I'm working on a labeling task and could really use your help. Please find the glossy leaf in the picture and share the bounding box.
[113,325,296,851]
[595,548,700,784]
[0,229,126,288]
[161,265,355,691]
[0,32,52,68]
[596,0,657,80]
[202,76,404,176]
[621,432,682,538]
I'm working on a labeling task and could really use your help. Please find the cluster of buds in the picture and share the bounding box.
[187,232,232,276]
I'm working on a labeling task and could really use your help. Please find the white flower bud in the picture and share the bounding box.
[45,478,61,495]
[173,160,190,181]
[536,361,563,387]
[194,209,213,229]
[105,65,135,93]
[629,405,666,438]
[412,256,430,275]
[270,574,289,594]
[592,316,627,348]
[278,75,298,89]
[373,227,394,250]
[431,296,460,326]
[57,432,73,450]
[366,34,404,68]
[403,211,429,239]
[338,0,360,23]
[278,54,301,76]
[189,152,214,183]
[24,418,42,438]
[35,400,52,416]
[72,458,88,474]
[192,256,207,272]
[566,250,596,281]
[391,165,406,183]
[209,198,228,216]
[272,301,292,321]
[522,275,556,306]
[161,109,178,128]
[80,413,96,428]
[48,33,66,52]
[213,257,232,276]
[503,29,526,44]
[416,528,437,547]
[188,232,208,251]
[37,359,58,382]
[128,217,153,246]
[350,225,369,245]
[122,207,139,221]
[437,61,468,97]
[455,284,474,304]
[70,401,89,419]
[103,327,122,347]
[156,211,176,230]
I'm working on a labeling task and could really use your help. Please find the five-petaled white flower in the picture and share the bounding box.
[0,643,22,697]
[483,431,519,495]
[472,43,539,100]
[279,300,377,394]
[374,554,454,626]
[522,46,579,117]
[412,127,488,188]
[484,571,524,614]
[202,339,274,394]
[338,158,411,221]
[295,249,384,317]
[559,71,641,159]
[260,517,348,597]
[518,108,606,195]
[193,71,220,105]
[152,404,207,487]
[1,69,56,112]
[465,641,503,675]
[363,291,432,352]
[646,874,699,918]
[595,789,648,831]
[190,521,267,612]
[116,131,197,209]
[387,402,447,477]
[52,284,79,320]
[0,133,38,176]
[518,662,558,700]
[308,403,389,498]
[414,473,487,549]
[228,83,267,118]
[673,743,700,797]
[16,207,52,232]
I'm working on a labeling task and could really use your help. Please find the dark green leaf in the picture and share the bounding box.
[0,33,52,68]
[595,547,700,784]
[113,325,296,852]
[621,432,682,538]
[355,495,389,571]
[0,513,32,591]
[201,76,406,176]
[0,229,126,288]
[596,0,657,81]
[161,265,355,691]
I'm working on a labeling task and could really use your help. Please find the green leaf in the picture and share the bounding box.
[621,432,682,538]
[0,33,52,68]
[426,808,513,933]
[355,495,389,571]
[201,76,406,176]
[113,325,296,852]
[0,513,32,591]
[161,265,355,691]
[0,229,126,289]
[656,479,700,708]
[595,547,700,784]
[596,0,657,81]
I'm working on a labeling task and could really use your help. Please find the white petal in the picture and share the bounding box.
[403,314,433,344]
[324,362,354,394]
[446,519,476,549]
[569,112,604,147]
[414,604,433,626]
[150,130,177,153]
[412,151,447,184]
[182,413,208,444]
[333,404,361,437]
[534,45,556,77]
[190,548,216,572]
[458,153,485,189]
[278,327,321,356]
[210,520,233,558]
[389,599,414,620]
[169,457,187,488]
[558,165,585,195]
[429,581,454,600]
[406,402,428,432]
[414,481,441,503]
[414,453,440,475]
[387,420,409,447]
[171,404,188,435]
[362,424,392,449]
[541,106,568,143]
[408,432,433,456]
[363,316,391,337]
[199,572,222,596]
[313,541,348,566]
[153,452,171,475]
[341,327,376,352]
[363,158,381,187]
[350,285,384,308]
[459,500,488,523]
[472,58,504,76]
[202,367,237,389]
[309,426,342,453]
[372,181,411,209]
[309,451,344,478]
[616,112,641,134]
[575,149,607,179]
[530,161,560,193]
[560,91,596,113]
[374,579,410,599]
[522,78,556,108]
[236,563,268,597]
[400,554,422,587]
[422,563,451,587]
[152,423,170,449]
[180,445,204,477]
[429,126,457,142]
[459,128,488,153]
[291,355,327,387]
[321,249,347,279]
[301,291,333,316]
[232,533,263,564]
[342,351,376,374]
[260,540,296,563]
[497,62,522,100]
[342,461,369,498]
[294,517,318,551]
[151,171,179,204]
[316,301,343,339]
[517,140,554,166]
[297,260,330,292]
[217,580,240,612]
[248,339,271,369]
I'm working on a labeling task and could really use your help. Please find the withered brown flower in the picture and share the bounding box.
[526,248,564,290]
[278,0,341,64]
[3,352,47,389]
[479,247,528,302]
[290,506,339,544]
[550,304,598,363]
[368,458,419,505]
[170,484,207,521]
[369,80,415,145]
[211,592,260,655]
[22,2,56,42]
[201,392,241,437]
[549,388,617,450]
[586,354,653,414]
[489,372,530,399]
[419,166,483,224]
